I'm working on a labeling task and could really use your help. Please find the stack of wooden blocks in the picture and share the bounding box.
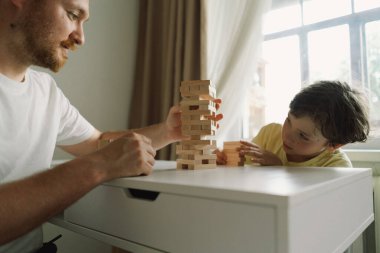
[223,141,245,166]
[176,80,217,170]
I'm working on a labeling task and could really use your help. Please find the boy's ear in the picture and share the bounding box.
[328,143,343,151]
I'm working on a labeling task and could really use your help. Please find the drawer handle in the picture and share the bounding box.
[126,188,160,201]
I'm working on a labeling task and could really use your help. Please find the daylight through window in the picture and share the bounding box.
[245,0,380,149]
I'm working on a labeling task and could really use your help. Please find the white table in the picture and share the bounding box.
[51,161,374,253]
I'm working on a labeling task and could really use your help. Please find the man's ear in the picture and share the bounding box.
[10,0,28,9]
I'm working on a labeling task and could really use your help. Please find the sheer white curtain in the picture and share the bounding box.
[201,0,271,146]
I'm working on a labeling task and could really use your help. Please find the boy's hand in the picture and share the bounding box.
[214,148,227,165]
[239,140,282,166]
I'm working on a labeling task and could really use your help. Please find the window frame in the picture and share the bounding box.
[261,3,380,151]
[265,6,380,87]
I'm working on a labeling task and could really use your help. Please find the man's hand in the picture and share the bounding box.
[92,132,156,179]
[165,99,223,142]
[164,105,189,142]
[239,140,282,166]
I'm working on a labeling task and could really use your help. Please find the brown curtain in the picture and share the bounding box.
[129,0,202,160]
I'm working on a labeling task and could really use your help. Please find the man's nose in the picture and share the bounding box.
[70,25,85,46]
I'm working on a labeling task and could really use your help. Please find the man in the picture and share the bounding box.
[0,0,222,252]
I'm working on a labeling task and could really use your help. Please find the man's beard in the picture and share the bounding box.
[15,9,76,72]
[25,33,66,73]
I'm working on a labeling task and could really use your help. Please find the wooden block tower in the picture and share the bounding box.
[176,80,218,170]
[223,141,245,166]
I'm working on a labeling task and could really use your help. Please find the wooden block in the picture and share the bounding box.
[181,119,216,125]
[180,100,214,106]
[180,104,216,112]
[180,81,214,93]
[176,162,217,170]
[200,149,214,155]
[177,79,218,171]
[176,149,203,155]
[189,85,200,92]
[196,145,217,150]
[177,145,216,155]
[181,155,216,161]
[181,119,214,126]
[192,125,202,130]
[192,163,217,170]
[180,80,216,102]
[189,135,211,140]
[177,162,189,170]
[178,154,188,160]
[181,82,214,90]
[181,125,191,131]
[181,140,217,146]
[181,108,216,116]
[226,161,245,166]
[181,90,215,99]
[181,125,214,131]
[177,156,217,165]
[224,158,244,165]
[181,115,204,121]
[224,152,240,157]
[223,148,240,153]
[223,141,245,167]
[176,159,208,165]
[182,129,215,136]
[181,123,217,132]
[194,154,217,160]
[224,141,242,148]
[225,157,245,167]
[181,95,201,100]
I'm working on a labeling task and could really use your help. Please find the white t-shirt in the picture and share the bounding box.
[0,69,95,253]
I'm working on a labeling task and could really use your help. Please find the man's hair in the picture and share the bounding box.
[289,80,370,146]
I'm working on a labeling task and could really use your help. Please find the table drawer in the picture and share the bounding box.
[65,185,276,253]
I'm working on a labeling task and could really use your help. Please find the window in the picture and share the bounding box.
[245,0,380,150]
[308,25,351,83]
[366,20,380,137]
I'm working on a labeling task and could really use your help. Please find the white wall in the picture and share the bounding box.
[40,0,139,160]
[42,0,139,252]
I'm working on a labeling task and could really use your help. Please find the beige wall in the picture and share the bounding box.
[37,0,139,160]
[42,1,139,252]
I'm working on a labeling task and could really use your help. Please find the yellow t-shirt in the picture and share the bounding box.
[251,123,352,167]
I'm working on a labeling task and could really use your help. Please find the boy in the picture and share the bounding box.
[216,81,369,167]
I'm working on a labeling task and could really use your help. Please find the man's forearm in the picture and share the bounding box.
[0,157,105,245]
[133,123,170,150]
[101,123,170,151]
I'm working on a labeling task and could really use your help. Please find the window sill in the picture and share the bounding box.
[343,149,380,162]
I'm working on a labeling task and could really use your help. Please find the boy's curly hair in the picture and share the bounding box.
[289,81,370,147]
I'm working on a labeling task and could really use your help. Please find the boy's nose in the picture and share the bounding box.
[285,131,296,144]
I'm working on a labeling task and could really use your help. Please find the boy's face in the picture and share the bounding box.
[281,112,330,162]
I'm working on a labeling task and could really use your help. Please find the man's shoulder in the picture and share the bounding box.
[27,68,58,88]
[27,67,52,78]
